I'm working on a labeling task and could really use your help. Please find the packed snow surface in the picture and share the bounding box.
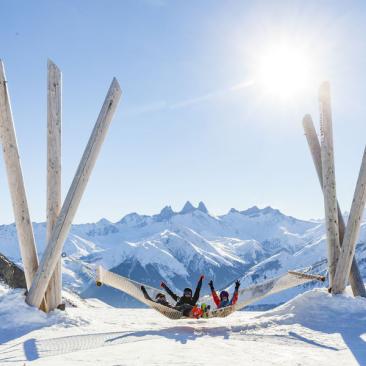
[1,284,365,366]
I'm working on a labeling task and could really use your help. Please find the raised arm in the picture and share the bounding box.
[193,275,204,304]
[141,285,154,302]
[161,282,179,302]
[230,280,241,306]
[208,280,221,307]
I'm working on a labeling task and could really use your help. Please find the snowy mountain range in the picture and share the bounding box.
[1,202,366,307]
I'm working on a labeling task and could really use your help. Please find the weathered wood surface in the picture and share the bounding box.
[45,60,62,310]
[0,60,39,290]
[303,115,366,297]
[319,82,340,288]
[332,147,366,294]
[26,78,122,308]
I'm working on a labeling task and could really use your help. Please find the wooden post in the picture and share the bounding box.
[319,82,340,289]
[332,147,366,294]
[303,115,366,296]
[0,60,40,290]
[44,60,62,310]
[26,78,122,308]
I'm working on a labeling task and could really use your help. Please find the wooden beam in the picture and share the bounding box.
[332,147,366,294]
[319,82,340,289]
[26,78,122,308]
[0,60,40,290]
[303,114,366,296]
[44,60,62,310]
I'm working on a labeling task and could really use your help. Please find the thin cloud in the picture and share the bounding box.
[170,80,254,109]
[126,80,254,116]
[124,101,168,117]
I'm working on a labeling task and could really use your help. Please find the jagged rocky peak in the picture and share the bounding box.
[180,201,196,214]
[155,205,175,221]
[197,201,208,214]
[229,208,240,214]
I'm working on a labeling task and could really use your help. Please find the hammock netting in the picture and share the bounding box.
[96,266,325,320]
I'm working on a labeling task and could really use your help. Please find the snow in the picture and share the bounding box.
[1,283,365,365]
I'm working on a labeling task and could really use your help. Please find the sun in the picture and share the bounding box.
[256,42,312,100]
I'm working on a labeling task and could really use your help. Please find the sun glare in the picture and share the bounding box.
[257,43,312,100]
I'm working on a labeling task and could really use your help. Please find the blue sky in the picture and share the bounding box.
[1,0,366,223]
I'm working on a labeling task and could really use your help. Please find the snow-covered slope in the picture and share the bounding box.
[1,283,365,366]
[1,202,366,307]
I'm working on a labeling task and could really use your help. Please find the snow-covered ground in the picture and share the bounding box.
[1,284,365,366]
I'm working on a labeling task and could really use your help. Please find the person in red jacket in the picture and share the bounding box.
[208,279,240,308]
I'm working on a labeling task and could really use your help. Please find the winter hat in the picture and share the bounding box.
[220,290,229,299]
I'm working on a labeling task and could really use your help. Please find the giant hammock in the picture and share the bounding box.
[95,266,325,320]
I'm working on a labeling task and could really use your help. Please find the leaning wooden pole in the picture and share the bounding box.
[0,60,40,290]
[26,78,122,308]
[303,114,366,296]
[332,147,366,294]
[44,60,62,310]
[319,82,340,289]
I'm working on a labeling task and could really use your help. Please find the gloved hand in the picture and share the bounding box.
[140,285,148,300]
[160,282,167,288]
[208,280,214,290]
[199,275,205,281]
[235,280,241,290]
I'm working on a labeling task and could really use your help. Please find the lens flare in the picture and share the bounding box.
[257,43,312,99]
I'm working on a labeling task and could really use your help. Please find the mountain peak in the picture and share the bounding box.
[180,201,196,214]
[118,212,145,225]
[262,206,281,215]
[154,206,175,221]
[240,206,260,215]
[96,218,111,225]
[197,201,208,214]
[240,206,282,217]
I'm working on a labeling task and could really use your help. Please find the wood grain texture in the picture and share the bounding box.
[332,147,366,294]
[319,82,340,288]
[0,60,39,290]
[45,59,62,310]
[303,114,366,296]
[26,78,122,308]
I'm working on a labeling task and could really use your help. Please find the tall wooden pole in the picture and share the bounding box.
[26,78,122,308]
[319,82,340,289]
[0,60,39,290]
[332,147,366,294]
[303,115,366,296]
[44,60,62,310]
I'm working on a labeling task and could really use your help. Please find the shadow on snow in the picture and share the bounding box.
[0,323,348,363]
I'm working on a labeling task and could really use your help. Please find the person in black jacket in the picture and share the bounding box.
[160,275,204,315]
[140,285,173,308]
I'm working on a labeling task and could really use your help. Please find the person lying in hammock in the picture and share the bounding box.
[140,285,173,308]
[208,279,240,308]
[160,275,204,315]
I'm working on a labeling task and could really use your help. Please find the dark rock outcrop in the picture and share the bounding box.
[0,253,26,289]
